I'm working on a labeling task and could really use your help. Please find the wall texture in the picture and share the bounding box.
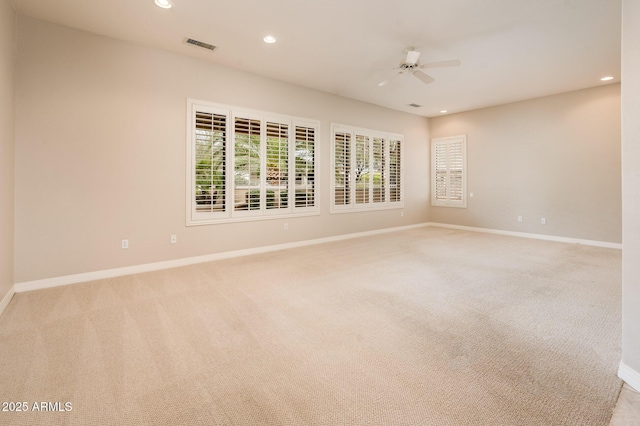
[429,84,621,243]
[621,0,640,385]
[0,0,15,303]
[14,16,430,283]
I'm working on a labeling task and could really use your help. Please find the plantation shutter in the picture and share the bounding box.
[334,131,351,206]
[389,139,402,203]
[331,125,403,211]
[188,99,319,225]
[234,117,262,211]
[448,141,464,203]
[193,109,227,215]
[265,122,289,210]
[355,134,370,204]
[372,137,385,203]
[294,125,316,208]
[433,142,448,203]
[431,135,467,207]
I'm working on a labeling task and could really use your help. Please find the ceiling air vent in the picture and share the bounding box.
[185,38,217,51]
[407,103,422,108]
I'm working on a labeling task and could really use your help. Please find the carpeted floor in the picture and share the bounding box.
[0,227,622,425]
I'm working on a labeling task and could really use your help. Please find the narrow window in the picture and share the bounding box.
[431,135,467,208]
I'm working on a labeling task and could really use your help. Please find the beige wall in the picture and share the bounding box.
[429,85,621,243]
[0,0,15,301]
[14,16,430,283]
[621,0,640,381]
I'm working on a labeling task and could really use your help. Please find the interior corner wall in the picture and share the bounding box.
[621,0,640,385]
[428,84,621,244]
[0,0,16,301]
[14,16,430,284]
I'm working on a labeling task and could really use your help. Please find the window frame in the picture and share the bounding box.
[431,134,467,208]
[330,123,404,214]
[186,99,320,226]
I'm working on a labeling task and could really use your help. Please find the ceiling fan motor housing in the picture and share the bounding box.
[399,62,419,73]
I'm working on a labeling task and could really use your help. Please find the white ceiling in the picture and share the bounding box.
[11,0,621,117]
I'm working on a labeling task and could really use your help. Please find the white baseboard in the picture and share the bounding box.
[618,362,640,392]
[427,222,622,249]
[0,286,16,318]
[14,223,429,293]
[13,222,621,293]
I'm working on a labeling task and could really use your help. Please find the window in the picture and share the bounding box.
[187,99,318,225]
[431,135,467,208]
[331,124,404,212]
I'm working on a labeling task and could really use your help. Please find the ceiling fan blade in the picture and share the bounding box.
[405,50,421,65]
[377,72,401,87]
[421,59,461,69]
[412,70,435,85]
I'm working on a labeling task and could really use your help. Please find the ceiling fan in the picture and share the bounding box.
[378,48,461,86]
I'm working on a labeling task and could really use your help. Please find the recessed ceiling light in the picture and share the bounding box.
[154,0,172,8]
[440,110,448,114]
[263,35,276,44]
[601,76,614,81]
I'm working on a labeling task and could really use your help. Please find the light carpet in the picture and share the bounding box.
[0,227,622,425]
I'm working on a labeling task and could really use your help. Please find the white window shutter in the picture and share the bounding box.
[265,121,289,211]
[334,131,351,206]
[431,135,467,208]
[233,116,262,212]
[355,134,370,205]
[189,103,231,223]
[187,99,319,225]
[372,137,385,203]
[294,124,316,209]
[389,139,402,203]
[331,124,403,212]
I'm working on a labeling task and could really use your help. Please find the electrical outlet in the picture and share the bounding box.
[283,223,288,230]
[469,192,474,198]
[541,218,547,225]
[401,211,404,217]
[517,216,523,223]
[170,235,177,244]
[121,239,129,249]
